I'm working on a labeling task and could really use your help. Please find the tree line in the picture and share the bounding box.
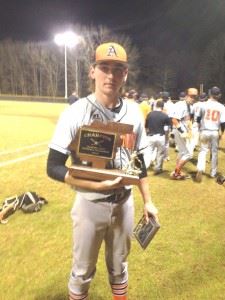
[139,33,225,101]
[0,26,139,98]
[0,25,224,100]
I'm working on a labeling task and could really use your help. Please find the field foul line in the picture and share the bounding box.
[0,151,48,167]
[0,142,48,156]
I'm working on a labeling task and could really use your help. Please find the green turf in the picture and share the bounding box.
[0,100,224,300]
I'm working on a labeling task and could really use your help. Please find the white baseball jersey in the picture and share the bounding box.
[192,101,203,121]
[171,100,193,132]
[164,100,175,118]
[49,94,149,200]
[197,99,225,131]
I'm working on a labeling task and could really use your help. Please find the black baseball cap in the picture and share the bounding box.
[199,92,207,101]
[179,91,186,98]
[210,86,221,96]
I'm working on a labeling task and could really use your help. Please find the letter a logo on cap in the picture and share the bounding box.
[107,45,118,58]
[95,42,127,63]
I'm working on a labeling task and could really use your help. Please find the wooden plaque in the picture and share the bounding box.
[68,121,140,185]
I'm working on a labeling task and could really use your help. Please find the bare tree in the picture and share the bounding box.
[0,39,20,94]
[41,43,63,97]
[0,26,139,98]
[198,33,225,96]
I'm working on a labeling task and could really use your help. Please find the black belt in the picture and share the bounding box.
[148,133,164,136]
[102,189,131,203]
[201,129,219,132]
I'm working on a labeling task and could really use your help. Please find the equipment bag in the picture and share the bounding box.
[0,192,48,224]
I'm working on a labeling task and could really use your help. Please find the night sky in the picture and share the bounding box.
[1,0,225,93]
[1,0,225,51]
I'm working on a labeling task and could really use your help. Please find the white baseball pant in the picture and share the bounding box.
[68,192,134,295]
[197,130,219,177]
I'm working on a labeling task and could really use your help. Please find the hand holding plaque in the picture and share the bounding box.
[133,215,160,249]
[68,121,141,185]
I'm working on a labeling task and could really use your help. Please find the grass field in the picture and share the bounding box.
[0,100,225,300]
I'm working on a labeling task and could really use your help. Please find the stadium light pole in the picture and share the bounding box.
[54,31,81,99]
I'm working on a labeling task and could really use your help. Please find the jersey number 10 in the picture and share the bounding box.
[205,109,220,122]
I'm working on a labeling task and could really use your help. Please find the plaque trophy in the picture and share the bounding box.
[133,215,160,249]
[68,121,142,185]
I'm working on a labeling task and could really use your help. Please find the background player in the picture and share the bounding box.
[47,42,158,300]
[195,86,225,182]
[145,100,171,174]
[159,91,174,161]
[139,93,151,121]
[189,92,208,154]
[170,88,198,179]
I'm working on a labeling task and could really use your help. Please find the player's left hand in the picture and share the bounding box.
[65,172,124,191]
[97,176,124,191]
[144,202,159,223]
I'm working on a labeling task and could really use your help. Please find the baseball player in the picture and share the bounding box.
[139,93,151,121]
[158,91,174,118]
[159,91,174,161]
[149,96,156,111]
[190,92,208,153]
[179,91,186,101]
[170,88,198,179]
[47,42,158,300]
[145,100,171,174]
[195,87,225,182]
